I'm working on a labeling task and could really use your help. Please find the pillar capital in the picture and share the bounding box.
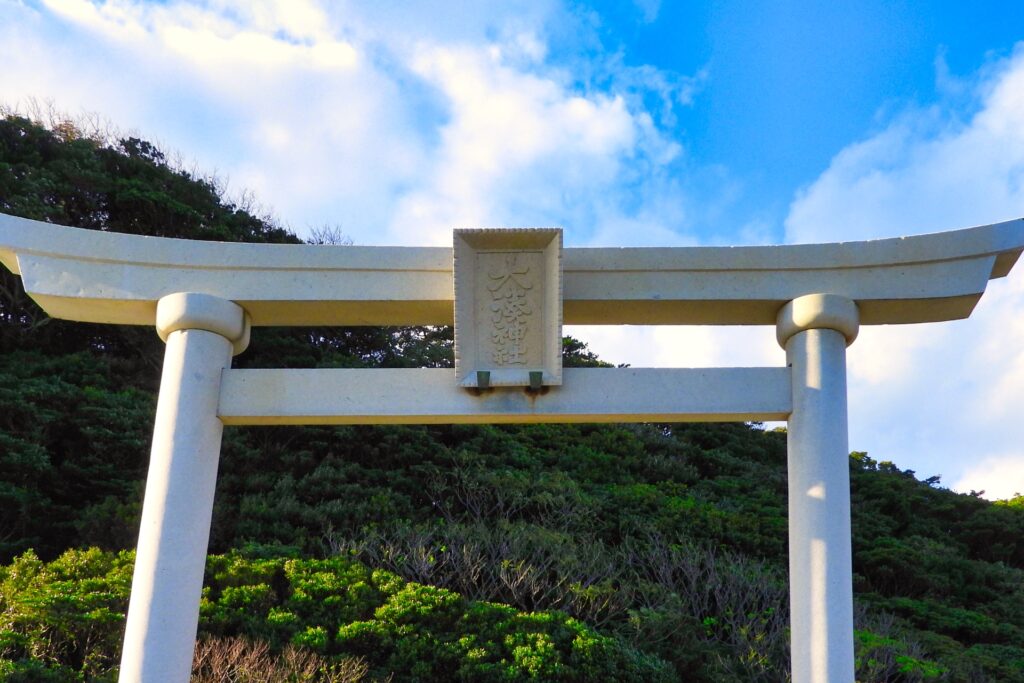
[776,293,859,348]
[156,292,251,355]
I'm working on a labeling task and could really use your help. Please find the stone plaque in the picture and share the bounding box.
[454,228,562,388]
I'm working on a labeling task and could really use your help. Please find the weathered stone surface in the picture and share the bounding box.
[217,367,790,424]
[454,228,562,387]
[1,212,1021,328]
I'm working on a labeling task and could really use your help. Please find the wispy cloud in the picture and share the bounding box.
[633,0,662,25]
[565,325,779,370]
[785,45,1024,498]
[1,0,699,245]
[786,47,1024,242]
[954,453,1024,500]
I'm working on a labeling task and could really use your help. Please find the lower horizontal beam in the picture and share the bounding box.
[218,367,791,425]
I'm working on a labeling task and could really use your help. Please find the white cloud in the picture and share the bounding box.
[954,453,1024,501]
[786,48,1024,243]
[566,325,780,369]
[0,0,699,246]
[785,46,1024,496]
[386,42,681,245]
[633,0,661,24]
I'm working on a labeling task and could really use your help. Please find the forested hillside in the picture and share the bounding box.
[1,113,1023,682]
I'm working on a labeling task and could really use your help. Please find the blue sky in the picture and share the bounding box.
[1,0,1023,498]
[638,1,1024,237]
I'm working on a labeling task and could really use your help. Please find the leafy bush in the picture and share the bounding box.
[0,548,674,682]
[0,548,132,680]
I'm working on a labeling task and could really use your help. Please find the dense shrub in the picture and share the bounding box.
[0,548,674,682]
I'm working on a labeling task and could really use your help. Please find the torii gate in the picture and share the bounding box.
[1,212,1022,683]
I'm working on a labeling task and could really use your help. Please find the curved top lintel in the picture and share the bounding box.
[1,212,1022,328]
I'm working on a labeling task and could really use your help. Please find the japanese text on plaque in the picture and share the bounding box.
[487,254,533,365]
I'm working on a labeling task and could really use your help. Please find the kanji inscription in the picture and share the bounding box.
[488,253,533,366]
[453,229,562,388]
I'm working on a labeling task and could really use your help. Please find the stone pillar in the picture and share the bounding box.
[119,293,249,683]
[777,293,859,683]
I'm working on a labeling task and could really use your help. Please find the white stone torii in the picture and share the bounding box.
[1,212,1023,683]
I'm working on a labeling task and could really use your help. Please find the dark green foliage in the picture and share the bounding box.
[853,628,946,681]
[0,351,151,560]
[0,115,296,242]
[847,454,1024,681]
[2,113,1024,681]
